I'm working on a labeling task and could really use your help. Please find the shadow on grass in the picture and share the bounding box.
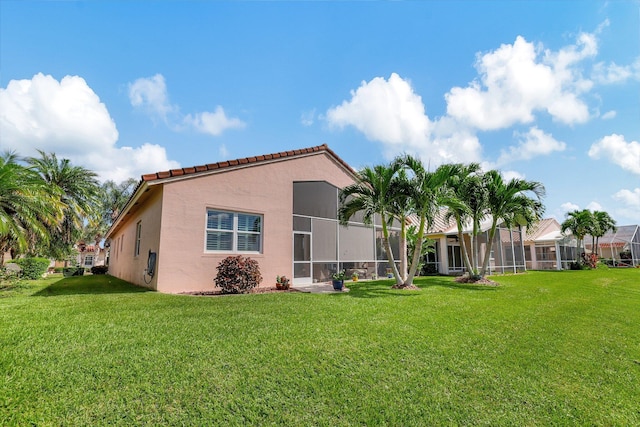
[33,275,150,297]
[338,276,499,299]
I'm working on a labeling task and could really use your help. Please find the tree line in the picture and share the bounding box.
[339,155,546,287]
[0,151,137,265]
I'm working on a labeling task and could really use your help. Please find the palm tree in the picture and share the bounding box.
[560,209,593,264]
[0,152,64,262]
[441,163,482,276]
[99,178,138,226]
[480,170,545,277]
[27,151,101,258]
[339,163,404,286]
[396,156,454,287]
[591,211,617,257]
[386,168,414,282]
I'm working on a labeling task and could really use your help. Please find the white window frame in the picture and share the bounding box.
[205,209,263,253]
[134,221,142,257]
[84,255,94,267]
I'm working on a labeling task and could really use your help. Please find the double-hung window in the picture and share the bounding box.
[134,221,142,257]
[206,209,262,253]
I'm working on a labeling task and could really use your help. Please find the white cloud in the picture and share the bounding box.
[612,188,640,222]
[326,73,482,165]
[586,201,603,211]
[592,58,640,84]
[501,170,525,181]
[84,143,180,182]
[0,73,179,182]
[588,134,640,175]
[561,202,580,212]
[613,188,640,208]
[128,74,176,121]
[601,110,616,120]
[445,32,596,130]
[183,107,245,136]
[0,73,119,156]
[327,73,431,147]
[129,74,245,136]
[497,127,566,165]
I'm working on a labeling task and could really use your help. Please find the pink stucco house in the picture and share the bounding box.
[105,144,401,293]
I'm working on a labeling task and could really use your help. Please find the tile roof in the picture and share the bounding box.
[141,143,355,182]
[525,218,561,241]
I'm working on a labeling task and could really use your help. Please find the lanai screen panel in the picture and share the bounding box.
[339,224,375,261]
[312,218,337,261]
[489,225,526,273]
[293,181,337,219]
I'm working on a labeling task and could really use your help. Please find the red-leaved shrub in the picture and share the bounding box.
[214,255,262,294]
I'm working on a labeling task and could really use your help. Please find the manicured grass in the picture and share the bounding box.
[1,269,639,425]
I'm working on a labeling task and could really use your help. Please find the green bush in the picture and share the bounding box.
[214,255,262,294]
[91,265,109,275]
[13,258,50,280]
[54,267,64,273]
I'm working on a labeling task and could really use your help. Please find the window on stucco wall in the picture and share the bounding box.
[206,209,262,253]
[134,221,142,257]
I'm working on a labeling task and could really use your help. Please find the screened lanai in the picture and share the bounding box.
[523,218,578,270]
[584,225,640,267]
[422,211,527,275]
[292,181,402,284]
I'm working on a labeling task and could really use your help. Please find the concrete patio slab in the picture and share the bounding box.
[293,283,350,293]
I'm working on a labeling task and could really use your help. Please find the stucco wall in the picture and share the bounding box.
[154,152,355,293]
[108,187,163,289]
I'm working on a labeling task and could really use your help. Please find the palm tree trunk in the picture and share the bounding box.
[381,214,402,286]
[400,217,407,282]
[456,217,473,275]
[480,221,498,277]
[405,214,427,286]
[471,220,481,276]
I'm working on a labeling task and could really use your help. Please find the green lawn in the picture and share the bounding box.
[1,269,639,425]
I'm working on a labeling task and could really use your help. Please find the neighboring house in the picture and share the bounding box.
[584,224,640,267]
[105,144,402,293]
[421,210,527,275]
[76,242,106,269]
[522,218,577,270]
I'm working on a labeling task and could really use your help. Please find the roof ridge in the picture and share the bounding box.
[141,143,354,182]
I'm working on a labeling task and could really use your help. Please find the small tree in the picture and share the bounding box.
[214,255,262,294]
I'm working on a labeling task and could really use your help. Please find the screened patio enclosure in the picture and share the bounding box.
[292,181,401,285]
[524,232,577,270]
[424,216,527,275]
[584,224,640,267]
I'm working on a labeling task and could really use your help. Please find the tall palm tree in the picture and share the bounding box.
[339,163,404,286]
[591,211,617,257]
[0,152,64,262]
[560,209,593,264]
[441,163,482,276]
[396,155,454,287]
[27,151,101,257]
[386,168,414,282]
[459,172,489,277]
[480,170,545,277]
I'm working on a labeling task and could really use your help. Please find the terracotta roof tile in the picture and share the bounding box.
[140,144,355,183]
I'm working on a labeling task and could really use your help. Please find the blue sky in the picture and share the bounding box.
[1,1,639,224]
